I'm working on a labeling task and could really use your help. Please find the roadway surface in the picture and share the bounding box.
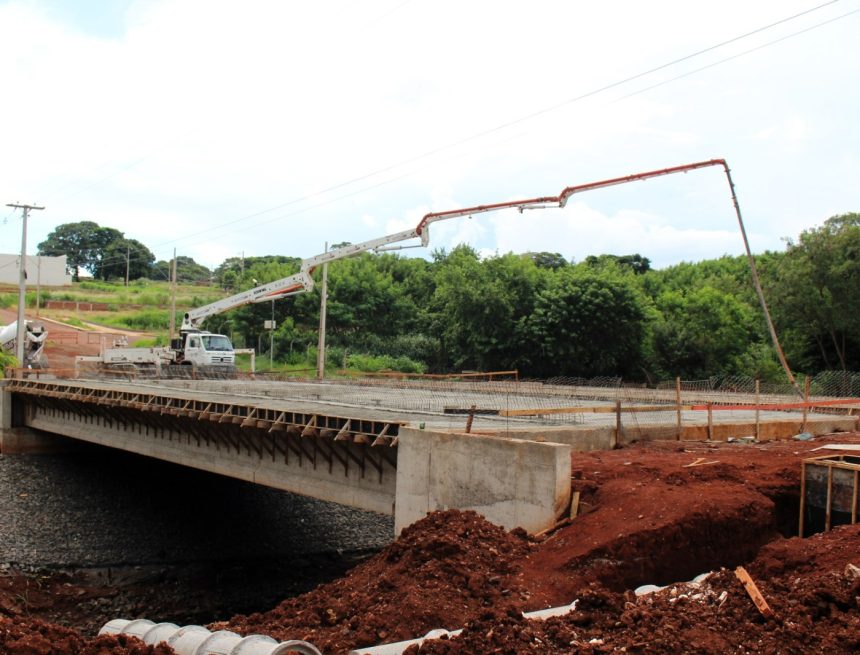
[76,377,843,435]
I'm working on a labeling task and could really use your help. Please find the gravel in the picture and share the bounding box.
[0,444,393,568]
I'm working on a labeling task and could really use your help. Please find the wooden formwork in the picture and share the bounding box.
[799,454,860,536]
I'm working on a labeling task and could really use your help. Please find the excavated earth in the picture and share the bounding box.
[2,430,859,654]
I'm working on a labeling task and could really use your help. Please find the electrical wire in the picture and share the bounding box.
[616,7,860,102]
[28,0,859,270]
[141,0,855,253]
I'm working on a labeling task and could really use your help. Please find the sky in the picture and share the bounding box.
[1,0,859,276]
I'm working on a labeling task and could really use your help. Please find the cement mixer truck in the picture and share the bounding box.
[0,321,49,368]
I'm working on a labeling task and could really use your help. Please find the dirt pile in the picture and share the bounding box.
[411,524,860,654]
[2,434,858,654]
[213,510,533,653]
[0,616,174,655]
[517,436,819,606]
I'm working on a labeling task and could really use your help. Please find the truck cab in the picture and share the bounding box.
[174,330,236,371]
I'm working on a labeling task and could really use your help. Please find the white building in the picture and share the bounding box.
[0,254,73,286]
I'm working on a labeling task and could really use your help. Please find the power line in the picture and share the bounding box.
[616,7,860,103]
[28,0,858,269]
[143,0,852,253]
[154,2,860,254]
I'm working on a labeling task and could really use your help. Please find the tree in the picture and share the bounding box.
[38,221,103,281]
[585,253,651,275]
[648,286,756,379]
[152,256,212,284]
[93,238,156,281]
[37,221,144,280]
[768,213,860,371]
[430,246,544,372]
[521,266,648,377]
[527,252,568,270]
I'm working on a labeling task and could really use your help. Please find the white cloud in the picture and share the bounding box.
[0,0,857,270]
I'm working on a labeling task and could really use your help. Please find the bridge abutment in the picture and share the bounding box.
[0,388,75,454]
[394,427,571,534]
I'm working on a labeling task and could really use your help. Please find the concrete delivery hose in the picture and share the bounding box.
[99,619,322,655]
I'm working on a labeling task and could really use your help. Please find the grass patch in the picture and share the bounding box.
[97,309,171,331]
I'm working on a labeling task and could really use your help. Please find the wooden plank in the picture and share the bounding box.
[734,566,775,619]
[853,470,858,525]
[499,404,691,417]
[569,491,581,520]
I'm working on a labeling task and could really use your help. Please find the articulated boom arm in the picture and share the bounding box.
[182,226,431,329]
[413,159,729,235]
[187,157,792,377]
[184,159,731,330]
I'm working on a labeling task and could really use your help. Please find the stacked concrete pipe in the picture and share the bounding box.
[99,619,322,655]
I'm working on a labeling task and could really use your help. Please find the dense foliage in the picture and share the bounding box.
[36,213,860,380]
[214,213,859,380]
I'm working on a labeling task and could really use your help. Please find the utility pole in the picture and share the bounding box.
[270,300,275,369]
[316,242,329,380]
[125,245,130,287]
[169,248,177,341]
[6,203,44,365]
[36,255,41,318]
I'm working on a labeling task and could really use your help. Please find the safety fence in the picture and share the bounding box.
[240,371,860,439]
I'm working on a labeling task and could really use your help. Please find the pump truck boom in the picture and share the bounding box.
[83,158,794,385]
[181,158,733,330]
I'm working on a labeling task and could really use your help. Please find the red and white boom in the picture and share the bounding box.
[181,158,793,390]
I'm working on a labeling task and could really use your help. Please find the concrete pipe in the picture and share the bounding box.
[99,620,322,655]
[115,618,155,640]
[168,625,213,655]
[144,623,181,646]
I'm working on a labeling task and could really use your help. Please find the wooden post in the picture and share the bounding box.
[614,400,621,448]
[569,490,581,520]
[465,404,476,434]
[801,377,811,433]
[754,379,761,441]
[825,464,833,532]
[707,403,713,441]
[675,377,682,440]
[852,470,858,525]
[799,461,806,537]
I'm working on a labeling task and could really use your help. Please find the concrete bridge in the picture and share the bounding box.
[0,378,572,534]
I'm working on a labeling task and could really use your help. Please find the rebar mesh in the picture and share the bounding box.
[60,366,860,435]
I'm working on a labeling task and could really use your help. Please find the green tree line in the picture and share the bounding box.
[210,212,860,380]
[38,213,860,380]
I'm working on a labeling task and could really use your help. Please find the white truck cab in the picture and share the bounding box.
[180,331,235,368]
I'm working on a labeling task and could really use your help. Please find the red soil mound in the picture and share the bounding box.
[414,524,860,654]
[213,510,532,653]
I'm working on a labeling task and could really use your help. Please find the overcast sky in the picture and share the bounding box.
[1,0,858,275]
